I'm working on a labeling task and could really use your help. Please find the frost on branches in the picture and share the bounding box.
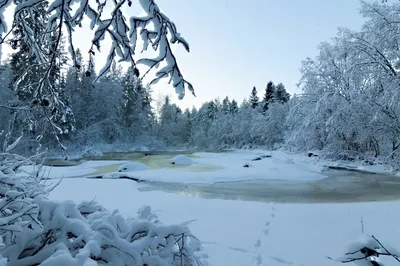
[1,0,194,98]
[329,234,400,266]
[0,0,194,151]
[0,132,204,265]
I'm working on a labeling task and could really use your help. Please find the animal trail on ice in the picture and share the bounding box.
[252,203,277,266]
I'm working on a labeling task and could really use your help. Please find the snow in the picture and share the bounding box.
[26,150,400,264]
[34,150,328,183]
[38,149,400,265]
[48,177,400,266]
[118,162,149,172]
[97,150,328,183]
[21,160,128,179]
[170,154,193,165]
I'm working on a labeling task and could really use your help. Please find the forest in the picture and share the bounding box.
[1,1,400,170]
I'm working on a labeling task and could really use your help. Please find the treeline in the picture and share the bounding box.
[0,51,291,154]
[158,82,290,148]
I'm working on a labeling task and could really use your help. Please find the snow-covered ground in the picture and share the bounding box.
[45,150,400,265]
[49,178,400,266]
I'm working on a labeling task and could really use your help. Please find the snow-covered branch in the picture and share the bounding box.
[328,234,400,266]
[0,0,194,99]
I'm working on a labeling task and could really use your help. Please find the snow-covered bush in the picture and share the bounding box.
[330,234,400,266]
[0,135,204,265]
[2,197,204,265]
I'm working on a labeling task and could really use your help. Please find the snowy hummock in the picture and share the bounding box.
[118,162,149,172]
[170,154,193,165]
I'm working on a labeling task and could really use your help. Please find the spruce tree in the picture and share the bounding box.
[119,65,152,135]
[229,99,239,114]
[9,2,48,102]
[249,86,259,109]
[262,81,275,113]
[222,96,230,114]
[274,83,290,104]
[120,66,140,128]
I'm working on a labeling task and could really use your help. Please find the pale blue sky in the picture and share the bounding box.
[150,0,368,109]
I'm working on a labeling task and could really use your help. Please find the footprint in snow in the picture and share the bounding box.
[252,203,277,266]
[254,239,262,248]
[264,204,276,235]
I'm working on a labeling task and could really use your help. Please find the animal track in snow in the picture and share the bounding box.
[252,203,277,266]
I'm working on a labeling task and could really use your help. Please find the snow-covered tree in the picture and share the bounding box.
[9,1,48,102]
[274,83,290,104]
[0,64,12,133]
[261,81,275,113]
[158,96,187,145]
[229,99,239,114]
[119,66,154,136]
[249,86,259,109]
[221,96,230,114]
[0,0,195,154]
[286,0,400,167]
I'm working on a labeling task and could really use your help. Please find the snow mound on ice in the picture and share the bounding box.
[272,157,295,165]
[118,162,149,172]
[170,155,193,165]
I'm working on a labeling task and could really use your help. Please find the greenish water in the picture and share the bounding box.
[88,154,223,176]
[138,171,400,203]
[43,150,231,166]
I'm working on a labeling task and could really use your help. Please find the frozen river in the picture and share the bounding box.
[45,150,400,203]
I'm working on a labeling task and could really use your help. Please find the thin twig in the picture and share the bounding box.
[372,235,400,263]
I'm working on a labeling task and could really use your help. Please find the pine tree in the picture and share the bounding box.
[48,33,68,89]
[65,49,84,129]
[229,99,239,114]
[47,33,74,136]
[274,83,290,104]
[78,54,97,129]
[8,4,75,142]
[262,81,275,113]
[0,64,13,132]
[221,96,230,114]
[119,65,153,135]
[249,86,259,109]
[206,101,218,120]
[54,75,75,135]
[182,108,193,143]
[240,98,250,109]
[120,66,141,128]
[9,2,48,102]
[140,84,155,132]
[158,96,185,143]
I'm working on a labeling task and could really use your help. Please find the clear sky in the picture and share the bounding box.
[1,0,370,109]
[151,0,368,109]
